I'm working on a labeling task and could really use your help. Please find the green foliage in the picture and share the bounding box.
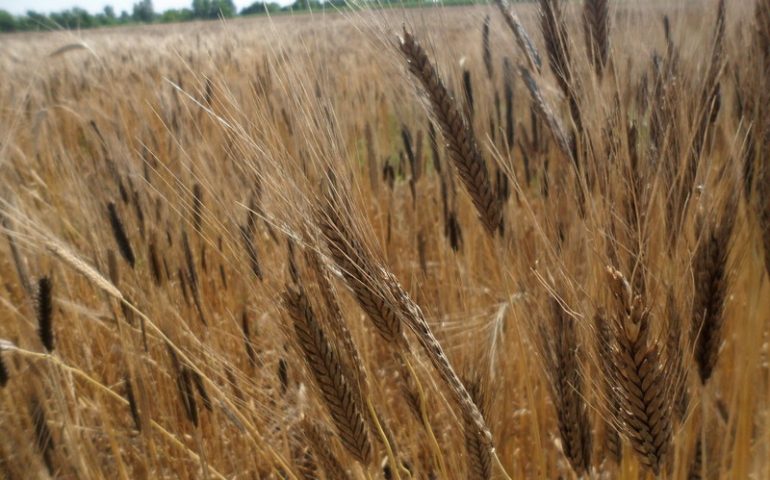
[192,0,236,19]
[132,0,155,22]
[289,0,323,11]
[241,2,282,16]
[0,9,16,32]
[49,8,95,29]
[160,8,194,23]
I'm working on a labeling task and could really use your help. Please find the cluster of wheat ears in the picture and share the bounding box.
[1,0,769,478]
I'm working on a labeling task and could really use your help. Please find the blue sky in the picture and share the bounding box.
[0,0,287,15]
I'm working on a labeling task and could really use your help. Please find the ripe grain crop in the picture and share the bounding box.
[1,1,769,478]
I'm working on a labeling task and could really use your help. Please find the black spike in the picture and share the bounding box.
[37,277,54,352]
[107,202,135,268]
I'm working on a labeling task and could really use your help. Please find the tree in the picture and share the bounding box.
[241,2,281,15]
[104,6,116,20]
[50,8,94,28]
[192,0,210,18]
[216,0,236,17]
[193,0,236,19]
[160,8,193,23]
[23,11,50,30]
[0,9,16,32]
[132,0,155,22]
[290,0,322,11]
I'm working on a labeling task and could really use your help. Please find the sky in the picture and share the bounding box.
[0,0,286,15]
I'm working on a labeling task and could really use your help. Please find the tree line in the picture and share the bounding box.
[0,0,364,32]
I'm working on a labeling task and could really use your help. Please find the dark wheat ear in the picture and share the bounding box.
[304,245,370,400]
[399,29,502,235]
[539,0,582,135]
[107,202,135,268]
[317,186,493,453]
[241,309,258,369]
[594,312,622,464]
[691,196,736,384]
[301,419,353,480]
[482,15,493,80]
[147,234,163,285]
[606,267,673,475]
[37,277,54,353]
[463,375,492,480]
[756,15,770,285]
[283,285,372,465]
[317,201,405,344]
[30,396,55,475]
[177,367,199,427]
[664,289,689,420]
[165,343,198,427]
[0,350,9,387]
[541,298,592,476]
[503,58,515,151]
[240,224,264,281]
[182,231,207,326]
[760,163,770,278]
[364,122,379,194]
[677,0,727,237]
[583,0,610,76]
[124,373,142,431]
[540,0,572,91]
[291,440,319,480]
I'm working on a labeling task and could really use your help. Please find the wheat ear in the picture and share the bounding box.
[583,0,610,76]
[606,267,672,474]
[399,29,502,235]
[283,285,372,464]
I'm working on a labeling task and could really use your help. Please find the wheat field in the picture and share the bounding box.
[1,1,769,478]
